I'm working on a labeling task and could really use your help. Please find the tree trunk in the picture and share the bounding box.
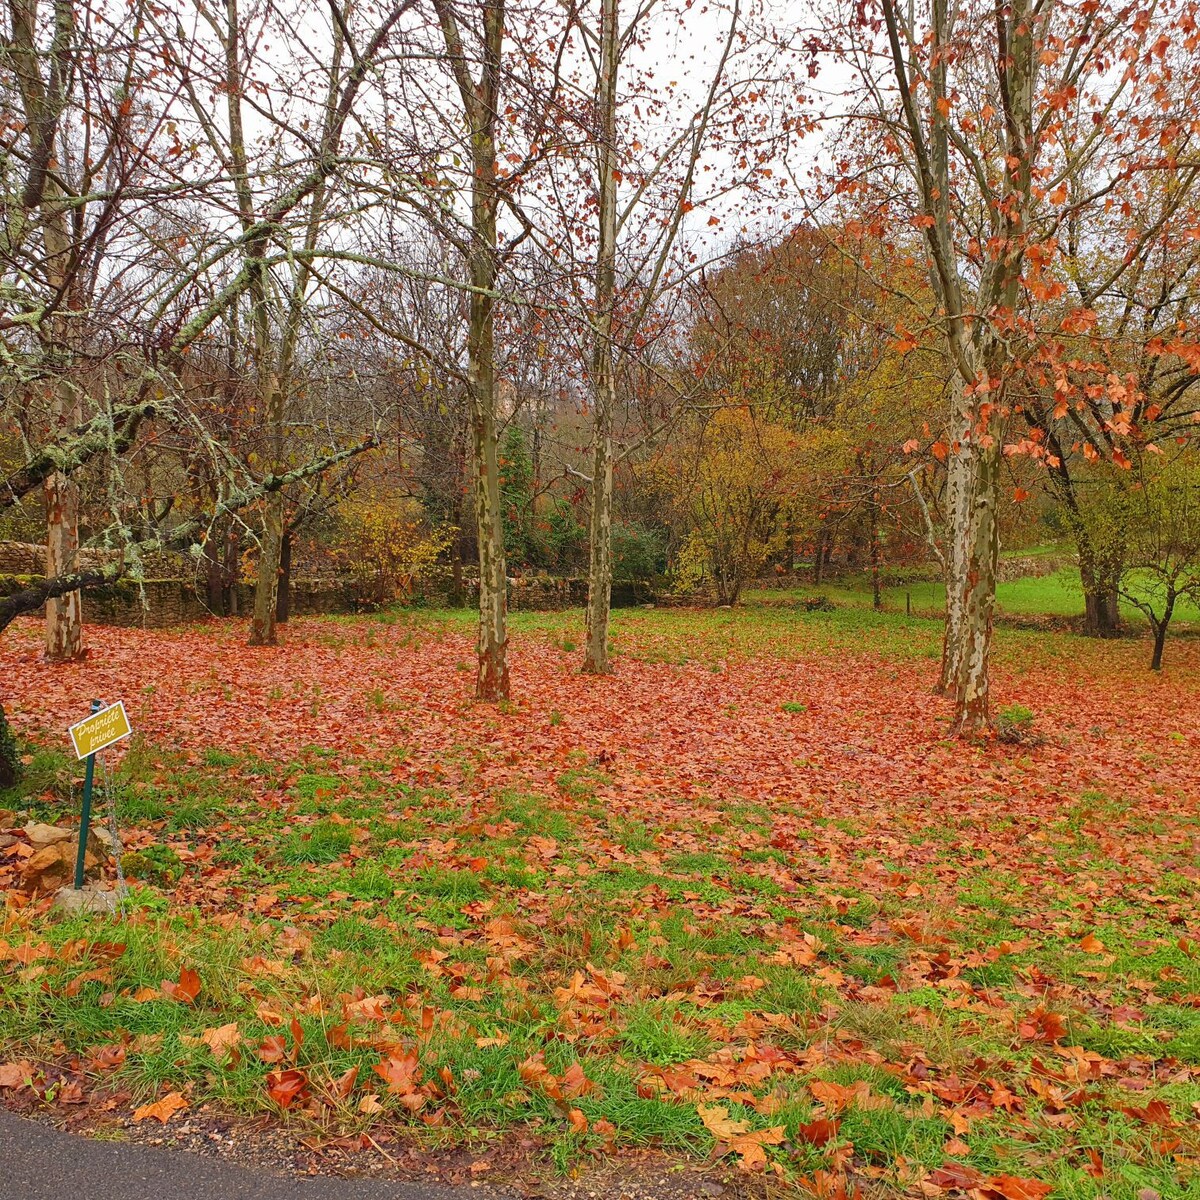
[937,412,970,696]
[869,491,882,611]
[1149,595,1174,670]
[583,0,619,677]
[44,468,84,662]
[947,435,1001,733]
[204,525,226,615]
[1150,620,1168,671]
[249,489,284,645]
[583,415,614,672]
[465,144,509,696]
[1083,584,1121,637]
[434,0,510,700]
[1078,532,1122,636]
[276,524,292,623]
[10,6,86,665]
[472,400,509,699]
[224,525,241,616]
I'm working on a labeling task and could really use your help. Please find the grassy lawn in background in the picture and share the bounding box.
[1,600,1198,1197]
[743,563,1200,626]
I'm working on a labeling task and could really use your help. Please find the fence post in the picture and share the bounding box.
[73,699,103,889]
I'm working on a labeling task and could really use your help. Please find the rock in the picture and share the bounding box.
[19,831,105,893]
[53,884,122,915]
[23,821,73,848]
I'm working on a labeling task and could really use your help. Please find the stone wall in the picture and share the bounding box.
[440,575,655,611]
[0,540,192,579]
[1,573,359,629]
[995,554,1069,583]
[0,542,46,575]
[78,579,359,628]
[2,556,655,627]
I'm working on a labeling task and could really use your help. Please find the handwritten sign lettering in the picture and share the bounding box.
[69,702,132,760]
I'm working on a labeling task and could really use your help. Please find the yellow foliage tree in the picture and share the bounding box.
[659,407,836,604]
[335,489,451,609]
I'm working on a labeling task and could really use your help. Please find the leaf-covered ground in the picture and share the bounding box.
[1,604,1198,1199]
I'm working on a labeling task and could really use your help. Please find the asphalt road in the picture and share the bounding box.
[0,1110,486,1200]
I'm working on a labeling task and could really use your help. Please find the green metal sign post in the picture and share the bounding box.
[73,699,103,890]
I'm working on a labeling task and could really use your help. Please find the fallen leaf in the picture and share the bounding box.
[200,1022,240,1060]
[160,967,201,1004]
[265,1068,308,1109]
[0,1060,33,1089]
[132,1091,189,1124]
[989,1175,1054,1200]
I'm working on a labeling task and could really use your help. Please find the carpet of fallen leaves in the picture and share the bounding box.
[0,607,1198,1200]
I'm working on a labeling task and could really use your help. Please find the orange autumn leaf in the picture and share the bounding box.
[265,1068,308,1110]
[697,1105,786,1172]
[200,1022,240,1059]
[160,968,201,1005]
[132,1091,189,1124]
[0,1061,33,1089]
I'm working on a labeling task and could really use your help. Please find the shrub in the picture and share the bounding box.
[612,521,667,580]
[121,844,183,886]
[536,499,588,574]
[334,489,450,609]
[0,704,18,789]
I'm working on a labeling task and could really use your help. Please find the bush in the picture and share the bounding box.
[536,500,588,574]
[334,489,450,609]
[121,844,183,886]
[0,704,18,790]
[612,521,667,580]
[801,595,836,612]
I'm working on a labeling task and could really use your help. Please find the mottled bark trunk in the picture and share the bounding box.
[435,0,510,699]
[583,0,619,676]
[947,436,1000,734]
[44,467,84,662]
[472,395,509,699]
[938,400,970,696]
[583,413,614,672]
[250,489,284,645]
[9,2,85,663]
[466,180,508,694]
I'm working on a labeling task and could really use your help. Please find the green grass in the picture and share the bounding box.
[2,595,1199,1192]
[743,564,1200,625]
